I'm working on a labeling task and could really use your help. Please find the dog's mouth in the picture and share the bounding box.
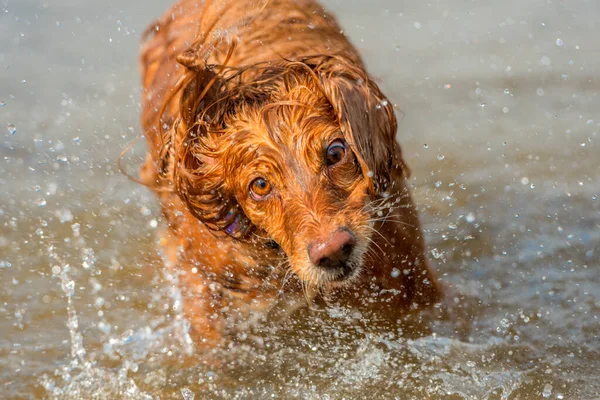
[308,247,365,287]
[325,261,360,283]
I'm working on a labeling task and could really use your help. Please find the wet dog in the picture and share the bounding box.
[139,0,442,347]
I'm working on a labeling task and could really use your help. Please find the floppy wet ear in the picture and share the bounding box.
[158,51,252,239]
[317,57,403,193]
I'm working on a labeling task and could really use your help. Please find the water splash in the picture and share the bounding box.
[39,246,152,399]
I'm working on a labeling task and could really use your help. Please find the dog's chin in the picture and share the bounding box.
[323,262,362,288]
[301,256,364,289]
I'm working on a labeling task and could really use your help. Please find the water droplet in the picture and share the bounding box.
[435,180,442,188]
[437,154,445,161]
[0,101,6,107]
[542,383,553,398]
[391,268,400,278]
[423,144,429,149]
[430,248,444,259]
[502,107,510,113]
[72,222,81,237]
[7,123,16,135]
[521,177,529,185]
[413,21,422,29]
[58,209,74,223]
[0,260,12,268]
[52,265,61,275]
[62,279,75,298]
[541,55,552,66]
[34,198,47,207]
[448,223,457,230]
[556,38,563,46]
[503,88,511,95]
[479,103,486,108]
[466,212,476,223]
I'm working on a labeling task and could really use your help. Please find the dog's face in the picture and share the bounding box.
[171,59,399,289]
[223,98,372,287]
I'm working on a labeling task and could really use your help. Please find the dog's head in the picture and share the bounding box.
[162,55,405,289]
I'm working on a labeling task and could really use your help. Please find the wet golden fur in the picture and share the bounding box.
[139,0,442,347]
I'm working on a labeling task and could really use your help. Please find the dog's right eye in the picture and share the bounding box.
[326,139,346,166]
[250,177,272,200]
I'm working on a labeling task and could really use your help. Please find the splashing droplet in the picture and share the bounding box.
[542,383,553,398]
[7,123,16,135]
[181,388,195,400]
[34,198,47,207]
[541,55,552,66]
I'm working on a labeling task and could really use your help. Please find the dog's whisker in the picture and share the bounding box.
[363,236,387,264]
[277,266,294,295]
[368,218,415,228]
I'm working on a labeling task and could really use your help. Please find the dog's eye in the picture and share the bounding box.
[250,177,271,200]
[326,140,346,166]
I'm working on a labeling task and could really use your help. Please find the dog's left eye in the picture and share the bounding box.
[250,177,272,200]
[326,140,346,166]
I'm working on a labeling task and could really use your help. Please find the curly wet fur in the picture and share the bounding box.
[139,0,442,347]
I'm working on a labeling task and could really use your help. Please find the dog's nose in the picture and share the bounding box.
[308,229,356,269]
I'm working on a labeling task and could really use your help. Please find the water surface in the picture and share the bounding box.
[1,0,599,398]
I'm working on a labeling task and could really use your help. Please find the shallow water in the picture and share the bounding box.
[1,0,599,398]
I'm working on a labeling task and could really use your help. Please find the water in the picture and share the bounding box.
[1,0,599,398]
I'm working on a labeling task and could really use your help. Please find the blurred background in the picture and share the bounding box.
[1,0,599,398]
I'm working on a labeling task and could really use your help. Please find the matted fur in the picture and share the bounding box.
[139,0,442,347]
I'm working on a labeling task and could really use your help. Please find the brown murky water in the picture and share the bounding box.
[1,0,599,398]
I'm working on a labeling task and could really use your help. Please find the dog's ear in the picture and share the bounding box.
[316,57,404,193]
[162,50,252,239]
